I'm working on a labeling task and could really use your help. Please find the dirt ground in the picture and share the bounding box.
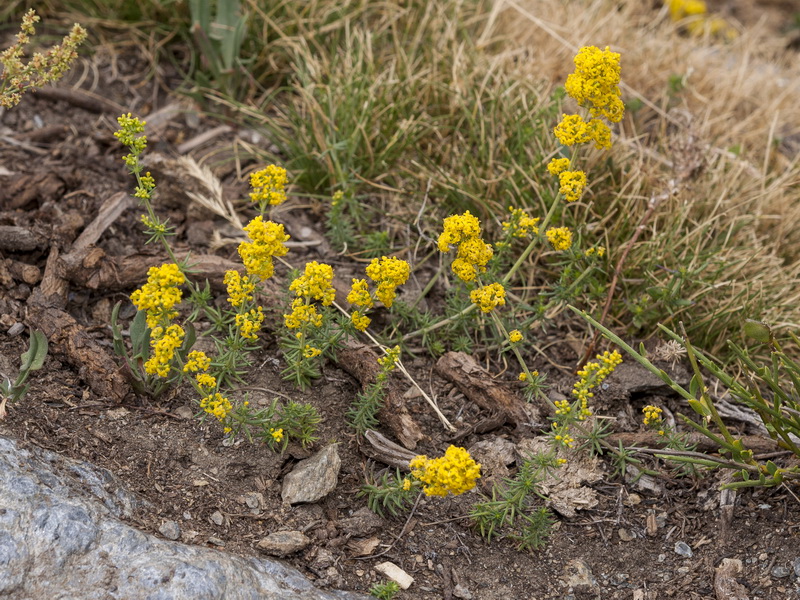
[1,3,800,599]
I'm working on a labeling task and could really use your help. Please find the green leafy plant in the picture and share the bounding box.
[370,580,401,600]
[188,0,249,97]
[0,330,48,419]
[574,308,800,489]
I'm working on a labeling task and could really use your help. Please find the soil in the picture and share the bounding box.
[2,4,800,600]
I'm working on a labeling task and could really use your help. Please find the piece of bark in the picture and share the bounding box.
[34,87,125,114]
[64,250,264,295]
[0,226,48,252]
[361,430,417,470]
[6,260,42,285]
[435,351,535,431]
[27,303,128,402]
[336,341,423,450]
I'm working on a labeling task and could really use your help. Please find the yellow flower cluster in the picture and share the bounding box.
[546,227,573,251]
[409,446,481,497]
[270,427,284,442]
[585,246,606,258]
[565,46,624,123]
[365,256,410,308]
[144,324,185,377]
[518,371,539,382]
[572,350,623,420]
[196,373,216,390]
[469,282,506,313]
[347,258,410,331]
[239,216,290,280]
[235,306,265,340]
[553,114,611,150]
[200,392,232,421]
[437,211,481,250]
[183,350,211,373]
[284,299,323,329]
[642,404,663,426]
[666,0,736,38]
[1,10,87,109]
[552,45,622,158]
[249,164,288,207]
[438,211,493,282]
[553,431,575,448]
[185,350,219,397]
[558,170,588,203]
[130,263,185,328]
[224,270,256,308]
[303,345,322,358]
[350,311,371,332]
[377,345,401,371]
[509,330,523,344]
[501,207,540,239]
[547,158,571,176]
[284,262,335,343]
[289,261,336,305]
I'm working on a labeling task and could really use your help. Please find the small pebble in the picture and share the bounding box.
[158,520,181,540]
[210,511,224,526]
[207,536,225,547]
[759,552,768,561]
[674,541,693,558]
[771,565,791,579]
[793,557,800,577]
[7,322,24,336]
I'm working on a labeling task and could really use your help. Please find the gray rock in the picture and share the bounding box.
[257,531,312,557]
[282,444,341,505]
[772,565,791,578]
[563,558,599,592]
[159,520,181,540]
[674,541,693,558]
[793,557,800,578]
[0,435,369,600]
[339,507,385,537]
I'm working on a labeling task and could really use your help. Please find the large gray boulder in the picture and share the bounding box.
[0,434,369,600]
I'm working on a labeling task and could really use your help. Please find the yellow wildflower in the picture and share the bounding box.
[130,263,185,328]
[238,216,290,279]
[501,207,540,239]
[365,256,410,308]
[643,404,663,426]
[200,392,232,421]
[546,227,573,251]
[303,345,322,358]
[144,324,184,378]
[564,46,623,123]
[351,311,371,332]
[347,279,373,308]
[518,372,528,382]
[409,446,481,497]
[196,373,217,390]
[509,330,523,344]
[270,428,284,442]
[289,261,336,306]
[402,478,412,492]
[558,170,588,203]
[377,346,401,371]
[235,306,265,340]
[249,164,288,207]
[469,283,506,313]
[224,270,256,308]
[437,211,482,252]
[573,350,623,420]
[284,298,323,329]
[547,158,571,176]
[183,350,211,373]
